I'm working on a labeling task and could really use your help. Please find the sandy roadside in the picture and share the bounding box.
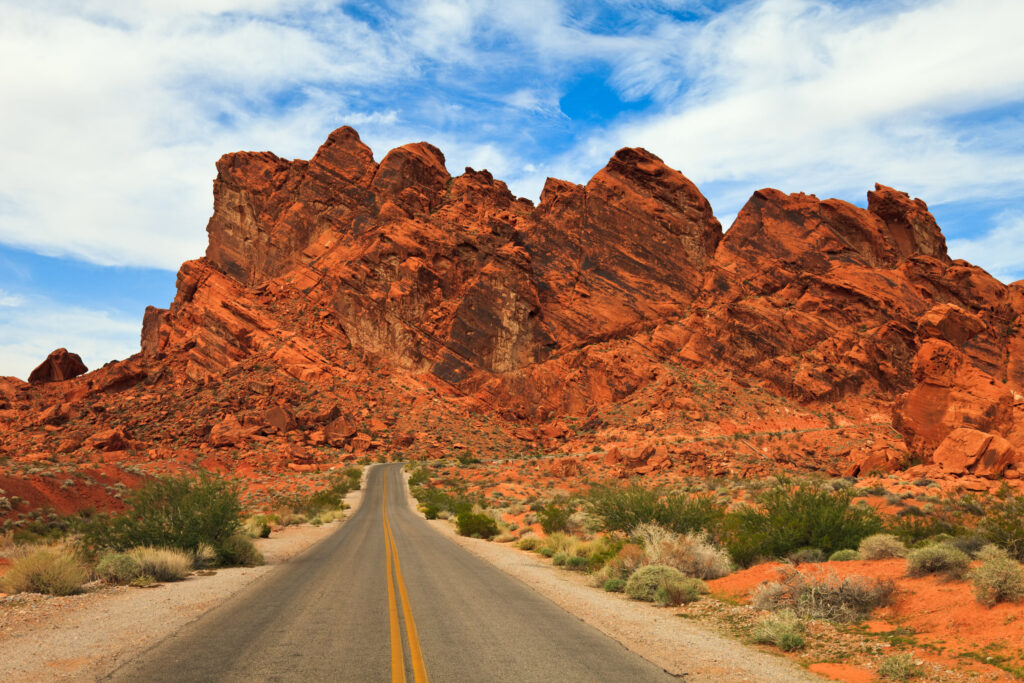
[399,469,820,682]
[0,465,375,683]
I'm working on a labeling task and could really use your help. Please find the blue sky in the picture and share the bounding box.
[1,0,1023,379]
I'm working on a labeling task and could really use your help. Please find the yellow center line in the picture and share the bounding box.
[383,476,429,683]
[384,483,405,683]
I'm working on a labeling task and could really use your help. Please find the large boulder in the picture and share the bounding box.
[28,348,87,384]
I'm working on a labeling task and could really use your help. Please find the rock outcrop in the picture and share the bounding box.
[4,125,1023,489]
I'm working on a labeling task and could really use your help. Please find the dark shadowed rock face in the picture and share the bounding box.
[28,348,87,384]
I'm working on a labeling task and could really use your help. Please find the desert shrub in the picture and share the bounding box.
[724,479,882,567]
[634,524,732,579]
[945,534,987,558]
[552,551,569,566]
[906,544,970,579]
[564,555,589,571]
[603,578,626,592]
[83,472,242,556]
[979,495,1024,561]
[538,501,571,535]
[878,653,921,681]
[752,567,894,622]
[574,535,624,570]
[788,547,825,564]
[288,467,361,517]
[218,534,264,567]
[95,551,143,584]
[243,515,272,539]
[654,576,705,606]
[518,535,542,551]
[828,549,860,562]
[128,547,193,581]
[624,564,688,602]
[586,485,725,536]
[414,487,477,520]
[858,534,907,560]
[886,515,962,547]
[751,609,806,651]
[407,466,430,488]
[970,550,1024,606]
[594,543,647,585]
[1,546,88,595]
[192,542,217,569]
[456,511,499,539]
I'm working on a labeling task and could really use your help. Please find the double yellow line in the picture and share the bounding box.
[383,479,428,683]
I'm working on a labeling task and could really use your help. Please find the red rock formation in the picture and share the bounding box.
[3,124,1023,496]
[28,348,87,384]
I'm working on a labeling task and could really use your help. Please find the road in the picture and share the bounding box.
[108,463,675,682]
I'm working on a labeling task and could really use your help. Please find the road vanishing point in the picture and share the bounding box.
[108,463,675,682]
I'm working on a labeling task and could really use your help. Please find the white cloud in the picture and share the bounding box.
[948,212,1024,284]
[0,292,140,380]
[548,0,1024,220]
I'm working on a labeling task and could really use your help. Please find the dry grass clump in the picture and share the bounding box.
[906,544,970,579]
[751,609,806,651]
[752,567,894,622]
[128,547,193,582]
[1,546,88,595]
[970,545,1024,606]
[857,534,907,560]
[877,652,922,681]
[633,523,732,579]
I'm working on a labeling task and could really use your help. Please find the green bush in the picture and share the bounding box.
[586,486,725,536]
[979,495,1024,561]
[788,547,825,564]
[456,511,499,539]
[518,535,542,551]
[95,551,143,584]
[970,551,1024,606]
[906,544,970,579]
[858,534,907,560]
[83,472,242,557]
[625,564,688,602]
[128,547,193,581]
[724,479,882,567]
[603,578,626,592]
[538,502,571,534]
[886,515,962,547]
[655,576,705,606]
[1,547,88,595]
[828,549,860,561]
[564,555,589,571]
[751,609,806,651]
[218,534,264,567]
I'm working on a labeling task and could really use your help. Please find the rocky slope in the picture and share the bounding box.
[2,125,1023,517]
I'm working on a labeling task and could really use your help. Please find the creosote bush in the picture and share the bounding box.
[456,511,499,539]
[83,472,243,562]
[906,544,970,579]
[858,534,907,560]
[724,479,882,567]
[751,609,806,651]
[979,495,1024,561]
[586,485,725,537]
[1,546,88,596]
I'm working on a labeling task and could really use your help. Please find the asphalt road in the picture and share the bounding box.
[108,463,675,682]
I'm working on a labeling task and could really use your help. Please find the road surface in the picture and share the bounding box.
[108,463,674,682]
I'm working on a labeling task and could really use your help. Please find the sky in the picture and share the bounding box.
[1,0,1023,379]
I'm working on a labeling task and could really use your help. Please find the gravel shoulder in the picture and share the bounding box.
[400,472,820,682]
[0,468,374,683]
